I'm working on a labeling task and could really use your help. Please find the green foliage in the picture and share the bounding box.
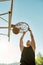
[36,53,43,65]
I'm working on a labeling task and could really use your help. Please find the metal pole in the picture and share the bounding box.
[8,0,13,41]
[0,12,8,16]
[0,0,10,2]
[0,27,8,28]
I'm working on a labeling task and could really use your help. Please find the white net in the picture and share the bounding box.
[15,22,29,33]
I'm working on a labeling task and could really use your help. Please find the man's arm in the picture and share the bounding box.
[20,32,26,52]
[28,28,36,51]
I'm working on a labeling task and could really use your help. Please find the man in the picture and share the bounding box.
[20,27,36,65]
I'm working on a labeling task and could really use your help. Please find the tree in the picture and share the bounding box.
[36,53,43,65]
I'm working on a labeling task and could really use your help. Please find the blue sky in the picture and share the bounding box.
[0,0,43,64]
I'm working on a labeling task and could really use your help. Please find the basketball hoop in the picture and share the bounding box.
[11,22,29,34]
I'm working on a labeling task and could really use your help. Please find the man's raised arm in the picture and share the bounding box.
[28,28,36,51]
[20,32,26,52]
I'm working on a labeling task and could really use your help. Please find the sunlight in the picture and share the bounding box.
[0,36,20,64]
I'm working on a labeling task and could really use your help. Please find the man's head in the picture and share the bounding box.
[26,40,31,47]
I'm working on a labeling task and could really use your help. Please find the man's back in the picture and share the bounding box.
[20,46,36,65]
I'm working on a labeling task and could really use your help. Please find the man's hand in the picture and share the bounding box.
[28,27,31,32]
[23,32,26,35]
[20,32,26,40]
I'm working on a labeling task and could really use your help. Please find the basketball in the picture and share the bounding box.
[11,24,15,28]
[12,27,20,34]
